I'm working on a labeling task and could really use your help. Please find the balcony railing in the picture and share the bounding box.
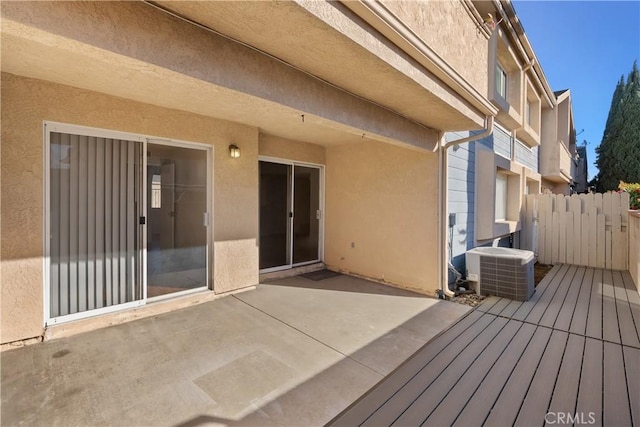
[514,138,538,173]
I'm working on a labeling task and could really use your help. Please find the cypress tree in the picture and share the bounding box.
[595,61,640,191]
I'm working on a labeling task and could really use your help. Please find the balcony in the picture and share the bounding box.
[540,139,574,184]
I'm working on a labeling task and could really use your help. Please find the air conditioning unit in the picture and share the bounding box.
[466,247,535,301]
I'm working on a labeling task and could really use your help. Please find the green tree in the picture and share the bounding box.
[595,61,640,191]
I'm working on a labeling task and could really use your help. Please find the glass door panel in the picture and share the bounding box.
[259,161,291,269]
[49,133,143,318]
[147,143,208,298]
[293,166,320,264]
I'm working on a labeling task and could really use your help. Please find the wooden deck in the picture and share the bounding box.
[330,265,640,426]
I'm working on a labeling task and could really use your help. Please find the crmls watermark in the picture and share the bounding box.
[544,412,596,425]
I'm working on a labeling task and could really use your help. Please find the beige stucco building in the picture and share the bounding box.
[445,0,579,285]
[540,89,580,194]
[1,1,575,345]
[1,0,499,345]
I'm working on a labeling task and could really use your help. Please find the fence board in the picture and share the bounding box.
[594,193,603,214]
[522,196,532,252]
[581,214,589,267]
[559,211,567,263]
[566,213,574,265]
[613,204,624,270]
[571,196,581,264]
[527,193,628,270]
[603,192,613,222]
[545,196,553,265]
[589,210,598,268]
[552,211,560,263]
[621,192,630,225]
[557,193,566,213]
[598,214,606,269]
[540,196,547,264]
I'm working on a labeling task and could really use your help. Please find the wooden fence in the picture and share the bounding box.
[522,192,630,270]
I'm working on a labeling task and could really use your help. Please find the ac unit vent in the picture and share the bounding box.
[466,247,534,301]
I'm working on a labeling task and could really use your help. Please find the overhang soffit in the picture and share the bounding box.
[152,0,489,129]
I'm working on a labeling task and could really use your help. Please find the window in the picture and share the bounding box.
[151,174,161,208]
[496,63,508,99]
[495,172,508,221]
[525,100,531,125]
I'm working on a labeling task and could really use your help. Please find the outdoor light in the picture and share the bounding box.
[229,144,240,158]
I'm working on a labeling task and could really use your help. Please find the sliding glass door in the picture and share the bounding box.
[49,132,143,319]
[259,160,322,272]
[47,124,211,324]
[293,166,321,264]
[146,143,208,298]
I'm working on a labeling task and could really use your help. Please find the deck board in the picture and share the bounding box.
[422,320,523,426]
[524,265,572,325]
[602,270,621,344]
[476,296,501,313]
[603,342,631,426]
[329,310,486,427]
[585,269,603,340]
[514,330,568,426]
[621,272,640,344]
[363,316,507,426]
[499,299,523,318]
[546,333,585,417]
[330,266,639,427]
[538,265,577,328]
[413,320,522,426]
[569,268,595,336]
[613,271,640,348]
[553,266,585,330]
[484,297,512,316]
[482,326,552,426]
[623,346,640,425]
[575,338,603,425]
[451,322,537,427]
[512,264,568,322]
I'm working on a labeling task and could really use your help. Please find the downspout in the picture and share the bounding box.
[438,116,494,298]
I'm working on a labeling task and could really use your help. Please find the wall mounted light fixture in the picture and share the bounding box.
[229,144,240,158]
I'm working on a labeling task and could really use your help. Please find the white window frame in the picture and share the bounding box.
[496,63,508,99]
[495,172,508,221]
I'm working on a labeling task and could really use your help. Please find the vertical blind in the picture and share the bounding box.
[50,132,142,318]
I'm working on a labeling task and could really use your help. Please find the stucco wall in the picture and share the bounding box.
[384,0,488,96]
[259,134,325,165]
[541,179,570,196]
[324,141,438,294]
[1,73,259,343]
[1,0,438,152]
[629,212,640,295]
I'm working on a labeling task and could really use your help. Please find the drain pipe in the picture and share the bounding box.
[438,116,494,298]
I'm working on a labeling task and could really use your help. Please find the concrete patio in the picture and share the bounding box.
[1,273,469,426]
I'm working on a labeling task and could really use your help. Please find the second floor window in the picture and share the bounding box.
[496,63,508,99]
[495,172,508,221]
[525,100,531,125]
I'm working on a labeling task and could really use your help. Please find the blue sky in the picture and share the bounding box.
[512,0,640,180]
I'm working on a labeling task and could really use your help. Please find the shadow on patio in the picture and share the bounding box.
[1,272,470,426]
